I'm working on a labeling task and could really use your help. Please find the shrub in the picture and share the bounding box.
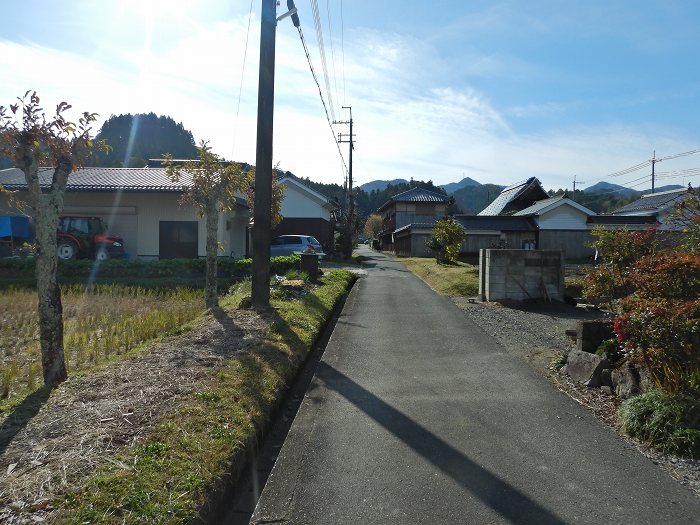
[596,338,625,362]
[583,227,659,306]
[629,252,700,301]
[616,297,700,393]
[619,389,700,456]
[0,255,300,280]
[371,239,380,250]
[427,218,464,263]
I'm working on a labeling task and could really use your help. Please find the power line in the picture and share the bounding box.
[325,0,340,114]
[295,23,348,177]
[310,0,336,121]
[340,0,346,106]
[231,0,255,160]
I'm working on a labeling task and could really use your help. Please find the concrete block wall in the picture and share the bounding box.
[479,249,564,302]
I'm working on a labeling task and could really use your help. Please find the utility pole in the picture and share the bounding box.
[334,106,355,258]
[251,0,299,309]
[572,174,585,202]
[651,150,657,194]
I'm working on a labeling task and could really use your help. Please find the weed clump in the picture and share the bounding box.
[618,389,700,456]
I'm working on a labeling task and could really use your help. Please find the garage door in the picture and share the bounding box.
[159,221,198,259]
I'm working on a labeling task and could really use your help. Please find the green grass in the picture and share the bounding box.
[0,284,204,409]
[57,270,354,524]
[399,257,479,297]
[619,389,700,456]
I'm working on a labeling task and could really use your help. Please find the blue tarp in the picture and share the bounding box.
[0,216,31,239]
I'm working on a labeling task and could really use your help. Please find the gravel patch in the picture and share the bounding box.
[453,297,700,498]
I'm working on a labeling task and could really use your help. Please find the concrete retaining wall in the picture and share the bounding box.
[479,249,564,302]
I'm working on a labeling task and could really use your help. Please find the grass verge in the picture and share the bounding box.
[619,389,700,456]
[399,257,479,297]
[56,270,354,523]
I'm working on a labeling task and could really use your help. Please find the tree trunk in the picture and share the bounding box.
[205,205,219,309]
[34,191,67,386]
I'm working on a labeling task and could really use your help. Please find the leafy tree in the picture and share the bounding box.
[90,113,197,167]
[0,91,104,386]
[164,142,246,309]
[668,188,700,253]
[426,218,465,263]
[243,167,285,230]
[364,213,382,240]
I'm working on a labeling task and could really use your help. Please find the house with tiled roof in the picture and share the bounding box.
[377,187,452,256]
[610,187,695,229]
[0,166,251,259]
[274,174,338,251]
[477,177,549,216]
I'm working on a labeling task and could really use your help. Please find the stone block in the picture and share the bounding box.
[576,319,614,354]
[566,349,609,385]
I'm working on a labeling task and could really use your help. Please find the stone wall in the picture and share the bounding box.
[479,249,564,302]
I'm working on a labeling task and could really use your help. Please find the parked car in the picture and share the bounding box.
[270,235,324,258]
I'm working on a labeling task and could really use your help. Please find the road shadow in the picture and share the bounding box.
[315,361,567,525]
[0,386,52,457]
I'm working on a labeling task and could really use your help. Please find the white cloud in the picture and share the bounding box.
[1,9,698,194]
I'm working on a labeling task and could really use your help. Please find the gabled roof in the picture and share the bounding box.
[611,188,691,215]
[0,167,248,206]
[277,174,337,209]
[453,215,538,232]
[477,177,549,216]
[378,187,451,212]
[514,195,595,217]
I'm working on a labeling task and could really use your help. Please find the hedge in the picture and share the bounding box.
[0,255,301,279]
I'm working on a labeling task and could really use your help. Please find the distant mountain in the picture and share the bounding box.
[359,179,408,192]
[451,183,505,215]
[583,181,639,196]
[440,177,481,194]
[584,181,684,197]
[640,184,684,194]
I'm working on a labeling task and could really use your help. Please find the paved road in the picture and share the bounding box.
[251,247,700,524]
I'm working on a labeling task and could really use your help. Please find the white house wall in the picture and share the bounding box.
[281,183,330,220]
[58,192,246,259]
[537,205,589,230]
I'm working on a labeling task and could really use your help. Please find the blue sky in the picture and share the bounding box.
[2,0,699,191]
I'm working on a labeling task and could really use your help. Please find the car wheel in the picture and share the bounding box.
[57,240,78,260]
[95,248,109,261]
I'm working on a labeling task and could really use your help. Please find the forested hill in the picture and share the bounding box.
[292,175,455,218]
[88,113,198,167]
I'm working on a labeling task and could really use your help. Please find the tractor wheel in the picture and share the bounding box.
[57,240,78,260]
[95,248,110,261]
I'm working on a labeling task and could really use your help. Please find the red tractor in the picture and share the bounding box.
[57,216,125,260]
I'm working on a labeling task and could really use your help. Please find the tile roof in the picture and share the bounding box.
[454,215,538,232]
[0,167,249,206]
[393,221,440,233]
[378,187,450,212]
[611,188,691,215]
[477,177,548,216]
[513,196,564,216]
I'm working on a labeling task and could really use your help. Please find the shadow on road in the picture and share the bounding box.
[315,361,566,525]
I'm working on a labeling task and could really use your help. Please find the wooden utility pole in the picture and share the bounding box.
[251,0,277,309]
[335,106,355,258]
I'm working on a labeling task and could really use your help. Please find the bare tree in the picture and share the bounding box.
[164,142,246,309]
[0,91,103,386]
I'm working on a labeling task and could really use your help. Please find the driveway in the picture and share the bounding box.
[250,247,700,524]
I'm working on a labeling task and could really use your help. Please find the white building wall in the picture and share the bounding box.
[280,183,330,220]
[537,205,589,230]
[60,192,248,258]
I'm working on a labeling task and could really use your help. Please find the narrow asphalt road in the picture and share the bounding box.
[250,247,700,524]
